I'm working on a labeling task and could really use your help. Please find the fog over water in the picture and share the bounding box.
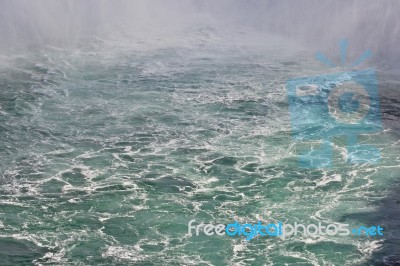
[1,0,399,66]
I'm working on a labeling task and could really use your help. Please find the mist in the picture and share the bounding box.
[0,0,399,67]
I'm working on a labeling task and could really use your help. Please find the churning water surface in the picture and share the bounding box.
[0,26,399,265]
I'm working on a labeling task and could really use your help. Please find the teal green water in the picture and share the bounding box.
[0,43,399,265]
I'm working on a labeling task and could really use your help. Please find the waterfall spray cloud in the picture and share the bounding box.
[0,0,399,66]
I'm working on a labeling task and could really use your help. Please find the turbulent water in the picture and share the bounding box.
[0,26,399,265]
